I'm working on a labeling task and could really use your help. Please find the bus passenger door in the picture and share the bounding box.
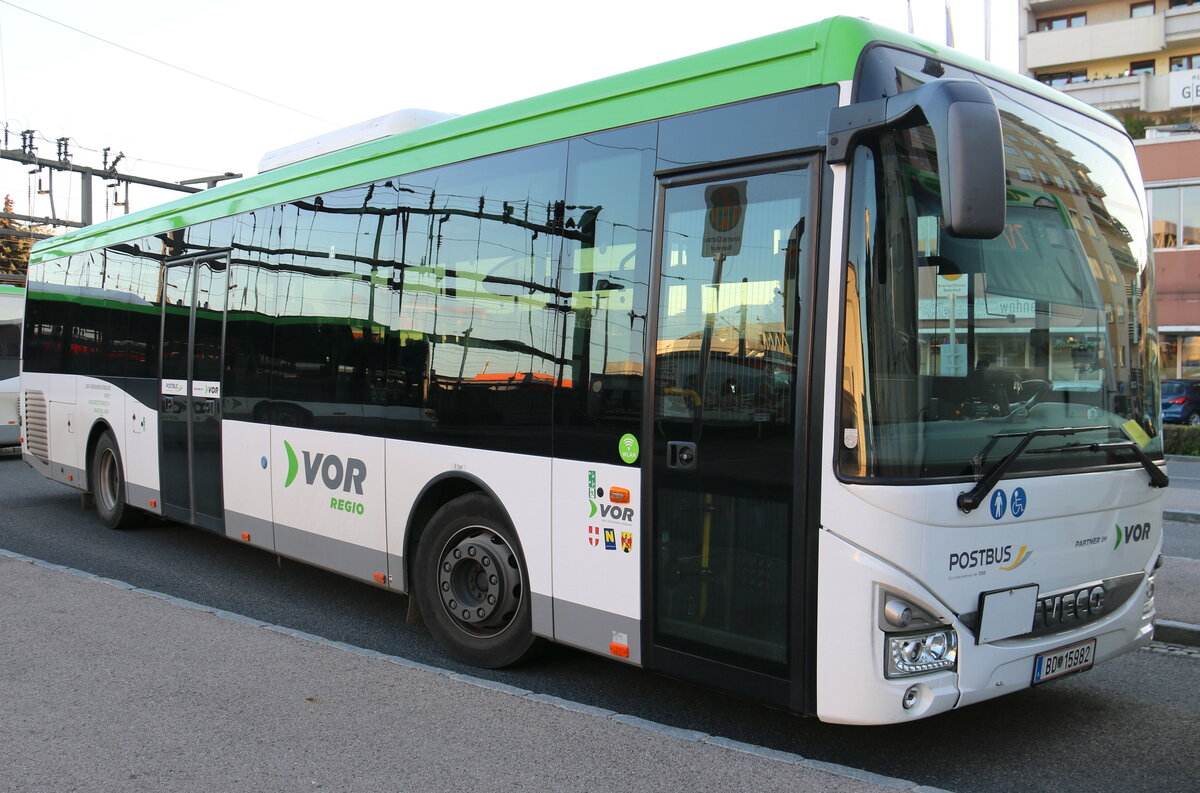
[647,160,811,706]
[159,253,228,532]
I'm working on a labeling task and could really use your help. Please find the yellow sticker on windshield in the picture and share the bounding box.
[1121,419,1151,449]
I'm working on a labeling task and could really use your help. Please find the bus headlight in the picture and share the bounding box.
[886,628,958,678]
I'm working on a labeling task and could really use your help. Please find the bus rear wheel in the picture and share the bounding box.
[91,432,142,530]
[413,493,541,668]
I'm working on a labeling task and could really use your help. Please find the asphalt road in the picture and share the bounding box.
[1164,519,1200,559]
[1,451,1198,793]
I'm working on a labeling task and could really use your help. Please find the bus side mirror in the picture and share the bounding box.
[826,79,1005,239]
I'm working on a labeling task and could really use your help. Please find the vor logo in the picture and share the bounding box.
[1114,522,1152,549]
[283,441,366,494]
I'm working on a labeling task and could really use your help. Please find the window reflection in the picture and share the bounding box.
[842,76,1160,480]
[221,143,570,447]
[557,125,657,460]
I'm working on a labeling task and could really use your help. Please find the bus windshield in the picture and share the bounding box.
[841,80,1160,481]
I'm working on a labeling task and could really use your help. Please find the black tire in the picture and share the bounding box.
[413,493,542,668]
[90,432,142,530]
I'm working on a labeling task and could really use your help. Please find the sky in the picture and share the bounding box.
[0,0,1017,228]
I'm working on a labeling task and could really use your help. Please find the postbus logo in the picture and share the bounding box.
[948,544,1031,572]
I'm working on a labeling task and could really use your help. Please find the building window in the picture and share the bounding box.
[1148,183,1200,248]
[1036,13,1086,31]
[1170,53,1200,71]
[1169,0,1199,9]
[1131,2,1156,16]
[1036,69,1088,86]
[1130,59,1156,75]
[1161,335,1200,380]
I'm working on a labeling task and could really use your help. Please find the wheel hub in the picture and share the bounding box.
[437,529,521,633]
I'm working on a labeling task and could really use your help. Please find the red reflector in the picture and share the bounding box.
[149,500,157,508]
[373,572,387,584]
[609,642,630,658]
[1170,396,1188,405]
[66,474,73,481]
[240,533,251,542]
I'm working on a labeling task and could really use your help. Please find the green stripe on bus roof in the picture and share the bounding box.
[30,16,1120,264]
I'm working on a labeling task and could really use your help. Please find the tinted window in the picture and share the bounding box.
[386,142,567,453]
[657,87,837,170]
[0,306,18,379]
[555,124,657,460]
[223,208,280,423]
[105,243,162,380]
[269,181,397,433]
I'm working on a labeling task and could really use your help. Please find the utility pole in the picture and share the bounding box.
[0,131,241,229]
[179,173,242,190]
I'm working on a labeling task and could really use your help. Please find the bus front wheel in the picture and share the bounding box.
[413,493,542,668]
[90,432,142,530]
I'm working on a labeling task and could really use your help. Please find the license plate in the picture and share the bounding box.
[1032,639,1096,685]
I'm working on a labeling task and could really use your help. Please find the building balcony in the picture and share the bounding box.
[1057,73,1148,112]
[1055,70,1200,114]
[1026,14,1164,71]
[1166,3,1200,47]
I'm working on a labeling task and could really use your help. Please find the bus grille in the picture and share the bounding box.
[23,390,48,460]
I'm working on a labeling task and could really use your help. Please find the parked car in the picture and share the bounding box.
[1162,379,1200,425]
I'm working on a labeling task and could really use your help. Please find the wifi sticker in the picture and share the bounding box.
[618,434,640,465]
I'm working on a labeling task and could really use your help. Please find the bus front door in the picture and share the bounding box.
[648,161,811,706]
[159,253,228,532]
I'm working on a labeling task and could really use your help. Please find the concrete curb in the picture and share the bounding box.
[1155,618,1200,646]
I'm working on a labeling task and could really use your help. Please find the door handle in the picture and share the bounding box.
[667,441,697,471]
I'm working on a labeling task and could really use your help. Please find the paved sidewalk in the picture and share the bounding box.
[0,552,940,793]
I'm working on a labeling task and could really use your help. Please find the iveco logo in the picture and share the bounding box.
[1033,584,1106,632]
[283,441,366,495]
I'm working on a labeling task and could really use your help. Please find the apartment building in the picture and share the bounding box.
[1021,0,1200,379]
[1021,0,1200,121]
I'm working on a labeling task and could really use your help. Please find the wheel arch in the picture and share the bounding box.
[402,471,516,593]
[83,418,120,493]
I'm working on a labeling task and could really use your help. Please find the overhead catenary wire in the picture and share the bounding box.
[8,125,228,177]
[0,0,337,126]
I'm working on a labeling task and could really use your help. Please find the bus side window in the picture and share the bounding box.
[556,124,657,462]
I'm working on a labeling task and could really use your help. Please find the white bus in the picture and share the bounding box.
[19,17,1166,724]
[0,282,22,447]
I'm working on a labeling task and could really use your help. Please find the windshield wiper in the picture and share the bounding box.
[956,425,1166,513]
[1029,439,1169,488]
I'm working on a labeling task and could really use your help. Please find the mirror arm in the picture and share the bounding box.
[825,78,1006,238]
